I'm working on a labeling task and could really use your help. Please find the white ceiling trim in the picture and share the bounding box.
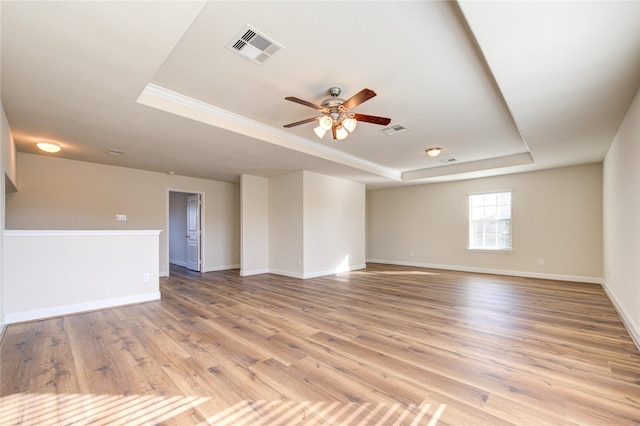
[136,84,536,184]
[402,152,535,182]
[3,1,636,189]
[137,84,402,181]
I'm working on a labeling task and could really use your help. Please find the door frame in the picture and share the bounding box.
[167,188,205,274]
[186,193,202,271]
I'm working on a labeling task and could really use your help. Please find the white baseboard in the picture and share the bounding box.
[204,263,240,272]
[172,263,365,279]
[240,268,270,277]
[169,259,188,268]
[301,263,367,279]
[268,268,304,279]
[366,258,602,284]
[165,264,241,275]
[260,264,367,280]
[601,280,640,350]
[4,292,161,325]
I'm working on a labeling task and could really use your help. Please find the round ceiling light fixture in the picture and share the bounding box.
[425,147,442,157]
[36,141,61,153]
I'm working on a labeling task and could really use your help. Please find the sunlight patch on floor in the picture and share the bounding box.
[0,392,210,425]
[0,393,447,425]
[200,399,447,425]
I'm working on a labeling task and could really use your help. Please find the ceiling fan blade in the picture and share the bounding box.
[353,113,392,126]
[342,88,377,110]
[332,124,337,140]
[285,96,323,110]
[283,117,319,128]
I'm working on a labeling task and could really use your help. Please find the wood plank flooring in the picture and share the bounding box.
[1,263,639,425]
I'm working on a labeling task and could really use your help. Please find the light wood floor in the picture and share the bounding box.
[1,264,639,425]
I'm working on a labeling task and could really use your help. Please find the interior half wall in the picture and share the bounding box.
[5,153,240,276]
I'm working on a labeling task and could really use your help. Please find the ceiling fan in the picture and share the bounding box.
[283,87,391,140]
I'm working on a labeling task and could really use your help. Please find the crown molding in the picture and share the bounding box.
[402,152,534,182]
[137,84,402,181]
[137,84,537,185]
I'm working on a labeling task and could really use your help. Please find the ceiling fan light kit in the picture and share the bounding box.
[335,124,349,141]
[342,117,357,132]
[313,126,327,138]
[284,87,391,141]
[318,115,333,130]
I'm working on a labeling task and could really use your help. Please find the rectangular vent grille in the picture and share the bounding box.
[379,124,409,136]
[241,29,256,42]
[226,25,283,65]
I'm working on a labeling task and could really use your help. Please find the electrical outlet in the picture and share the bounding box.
[143,273,150,282]
[116,214,127,221]
[410,251,415,257]
[538,259,544,267]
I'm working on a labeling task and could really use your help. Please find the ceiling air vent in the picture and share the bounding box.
[379,124,409,136]
[226,25,283,65]
[440,158,457,163]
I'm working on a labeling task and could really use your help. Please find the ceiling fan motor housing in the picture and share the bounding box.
[321,88,347,123]
[328,87,341,97]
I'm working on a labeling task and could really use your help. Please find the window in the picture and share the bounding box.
[469,191,512,250]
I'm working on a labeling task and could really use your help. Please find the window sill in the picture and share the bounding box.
[467,248,514,254]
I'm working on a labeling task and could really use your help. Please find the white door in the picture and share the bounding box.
[186,194,201,271]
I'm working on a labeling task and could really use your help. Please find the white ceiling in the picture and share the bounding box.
[1,1,638,189]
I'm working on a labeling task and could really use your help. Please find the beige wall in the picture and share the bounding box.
[6,153,240,275]
[367,163,603,282]
[303,171,366,276]
[2,103,17,191]
[1,101,12,332]
[4,230,161,323]
[244,171,365,278]
[269,171,304,276]
[603,88,640,345]
[240,174,269,276]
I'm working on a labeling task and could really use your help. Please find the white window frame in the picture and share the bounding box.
[468,190,513,252]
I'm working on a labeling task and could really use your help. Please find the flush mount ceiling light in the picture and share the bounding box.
[426,147,442,157]
[36,141,61,153]
[283,87,391,141]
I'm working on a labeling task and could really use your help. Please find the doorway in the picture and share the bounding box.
[168,190,203,273]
